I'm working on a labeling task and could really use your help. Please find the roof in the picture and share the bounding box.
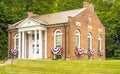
[32,8,84,25]
[10,8,86,29]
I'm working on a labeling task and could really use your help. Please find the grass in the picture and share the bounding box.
[0,60,120,74]
[0,60,3,64]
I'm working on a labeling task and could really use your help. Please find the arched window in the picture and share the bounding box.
[88,33,92,49]
[75,30,80,48]
[54,29,62,47]
[14,34,19,50]
[98,35,102,50]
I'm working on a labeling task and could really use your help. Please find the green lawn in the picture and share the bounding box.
[0,60,120,74]
[0,60,3,64]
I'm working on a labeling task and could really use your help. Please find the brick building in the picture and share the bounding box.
[8,2,105,60]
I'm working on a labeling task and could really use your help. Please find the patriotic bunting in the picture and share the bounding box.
[75,47,84,55]
[88,49,95,55]
[98,50,104,56]
[51,47,63,55]
[11,49,18,56]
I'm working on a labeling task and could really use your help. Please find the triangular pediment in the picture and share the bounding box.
[16,18,41,28]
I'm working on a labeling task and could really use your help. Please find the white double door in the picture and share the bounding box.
[28,33,42,59]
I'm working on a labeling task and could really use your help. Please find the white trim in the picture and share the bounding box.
[18,26,47,32]
[16,18,30,28]
[88,33,92,49]
[34,30,37,59]
[45,31,47,59]
[18,32,21,59]
[39,30,42,59]
[71,8,86,17]
[98,35,102,50]
[22,31,25,59]
[28,33,32,59]
[16,18,44,28]
[24,33,27,59]
[54,29,62,48]
[75,30,80,48]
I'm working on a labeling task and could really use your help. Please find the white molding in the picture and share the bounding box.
[16,18,40,28]
[45,30,47,59]
[38,30,42,59]
[88,33,92,49]
[54,29,62,48]
[34,30,37,59]
[98,35,102,50]
[71,8,86,17]
[22,31,25,59]
[75,30,80,48]
[18,32,21,59]
[18,25,47,32]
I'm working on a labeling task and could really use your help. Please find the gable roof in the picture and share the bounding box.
[32,8,85,25]
[9,8,86,29]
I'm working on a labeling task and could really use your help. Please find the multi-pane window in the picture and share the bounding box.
[75,30,80,48]
[98,35,102,50]
[88,33,92,49]
[15,34,19,50]
[54,29,62,47]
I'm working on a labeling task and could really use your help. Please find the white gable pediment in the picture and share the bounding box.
[16,18,40,28]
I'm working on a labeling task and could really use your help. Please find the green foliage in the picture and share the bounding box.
[114,50,120,59]
[0,0,120,58]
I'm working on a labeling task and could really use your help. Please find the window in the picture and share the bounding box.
[54,29,62,47]
[88,33,92,49]
[98,35,102,50]
[14,34,19,50]
[75,30,80,48]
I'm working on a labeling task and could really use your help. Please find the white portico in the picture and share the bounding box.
[16,18,47,59]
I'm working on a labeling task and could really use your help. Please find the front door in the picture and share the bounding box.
[30,33,40,59]
[27,30,46,59]
[28,34,35,59]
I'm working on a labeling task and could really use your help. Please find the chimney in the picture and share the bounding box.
[27,12,33,18]
[83,2,89,8]
[83,2,94,13]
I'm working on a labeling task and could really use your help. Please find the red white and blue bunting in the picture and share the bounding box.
[98,50,104,56]
[51,47,63,55]
[11,49,18,56]
[88,49,95,55]
[75,47,84,55]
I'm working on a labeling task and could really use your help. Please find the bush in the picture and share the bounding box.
[114,50,120,59]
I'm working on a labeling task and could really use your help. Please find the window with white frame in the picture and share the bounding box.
[14,34,19,50]
[54,29,62,47]
[88,33,92,49]
[98,35,102,50]
[75,30,80,48]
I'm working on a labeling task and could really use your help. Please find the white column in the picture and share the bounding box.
[39,30,42,59]
[24,33,26,59]
[29,34,32,59]
[34,30,37,59]
[18,31,21,59]
[22,31,25,59]
[45,30,47,59]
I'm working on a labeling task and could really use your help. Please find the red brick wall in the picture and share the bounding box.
[67,8,105,60]
[8,30,18,58]
[47,8,105,60]
[47,25,69,59]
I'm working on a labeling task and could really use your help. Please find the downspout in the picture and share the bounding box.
[64,24,67,60]
[9,32,12,58]
[68,23,70,58]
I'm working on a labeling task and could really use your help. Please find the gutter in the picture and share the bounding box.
[41,22,68,27]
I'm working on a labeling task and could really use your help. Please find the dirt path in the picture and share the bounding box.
[0,59,16,66]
